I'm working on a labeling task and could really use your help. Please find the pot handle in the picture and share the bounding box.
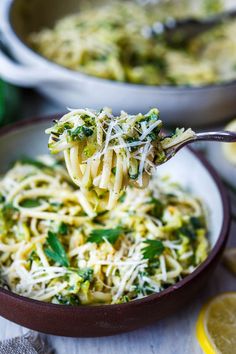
[0,48,80,87]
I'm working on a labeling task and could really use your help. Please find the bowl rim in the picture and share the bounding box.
[3,0,236,92]
[0,115,231,312]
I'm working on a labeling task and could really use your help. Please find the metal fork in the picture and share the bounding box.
[163,131,236,163]
[143,9,236,44]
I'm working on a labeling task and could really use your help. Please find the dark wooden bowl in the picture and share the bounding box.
[0,117,231,337]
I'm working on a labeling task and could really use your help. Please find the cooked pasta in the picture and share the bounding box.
[28,0,236,86]
[46,108,195,209]
[0,156,208,305]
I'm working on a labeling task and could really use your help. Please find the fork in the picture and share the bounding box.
[162,131,236,163]
[143,9,236,44]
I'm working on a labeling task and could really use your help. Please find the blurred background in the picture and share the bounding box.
[1,0,236,125]
[0,0,236,190]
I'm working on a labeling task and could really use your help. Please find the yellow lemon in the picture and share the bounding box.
[196,292,236,354]
[222,120,236,165]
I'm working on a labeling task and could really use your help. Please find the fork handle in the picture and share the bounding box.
[196,131,236,143]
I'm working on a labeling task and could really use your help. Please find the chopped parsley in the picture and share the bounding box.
[142,240,164,260]
[58,222,69,235]
[53,294,80,306]
[68,125,93,141]
[0,194,5,203]
[87,227,124,244]
[20,199,41,208]
[77,268,94,282]
[45,231,69,267]
[111,167,117,175]
[176,217,205,241]
[68,268,93,282]
[119,192,126,203]
[149,197,164,219]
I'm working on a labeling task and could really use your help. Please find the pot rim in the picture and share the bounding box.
[0,115,231,312]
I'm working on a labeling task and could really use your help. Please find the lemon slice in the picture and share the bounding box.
[223,248,236,275]
[222,120,236,165]
[196,292,236,354]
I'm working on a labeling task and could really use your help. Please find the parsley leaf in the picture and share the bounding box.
[190,216,204,230]
[68,267,94,282]
[20,199,41,208]
[87,227,124,244]
[68,126,93,141]
[176,226,196,240]
[77,268,94,282]
[148,197,164,219]
[0,194,5,203]
[58,222,69,235]
[111,167,117,175]
[119,192,126,203]
[142,240,164,260]
[45,231,69,267]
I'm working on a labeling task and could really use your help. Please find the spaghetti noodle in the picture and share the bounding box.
[46,108,195,209]
[0,155,208,305]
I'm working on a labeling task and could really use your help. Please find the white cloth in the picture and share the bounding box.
[0,331,53,354]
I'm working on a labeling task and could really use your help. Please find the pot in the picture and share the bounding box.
[1,0,236,126]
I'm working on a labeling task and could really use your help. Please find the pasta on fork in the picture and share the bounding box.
[46,108,194,210]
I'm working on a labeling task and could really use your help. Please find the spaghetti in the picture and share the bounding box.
[46,108,195,209]
[0,155,208,305]
[28,1,236,86]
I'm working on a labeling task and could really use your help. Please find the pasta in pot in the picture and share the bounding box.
[46,108,195,209]
[0,156,209,305]
[28,0,236,86]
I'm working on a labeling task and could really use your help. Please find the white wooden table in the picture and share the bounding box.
[0,91,235,354]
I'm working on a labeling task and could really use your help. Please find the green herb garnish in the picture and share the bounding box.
[87,227,124,244]
[58,222,69,235]
[176,226,196,240]
[119,192,126,203]
[149,197,164,219]
[45,231,69,267]
[142,240,164,260]
[53,294,80,306]
[28,250,40,266]
[77,268,93,282]
[82,126,94,137]
[68,267,94,281]
[111,167,117,175]
[128,158,139,180]
[176,217,204,240]
[190,216,204,230]
[0,194,5,203]
[68,125,93,141]
[126,137,138,152]
[20,199,41,208]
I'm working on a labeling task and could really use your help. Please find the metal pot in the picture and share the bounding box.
[1,0,236,126]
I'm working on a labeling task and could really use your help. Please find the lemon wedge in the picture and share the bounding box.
[196,292,236,354]
[222,120,236,165]
[223,248,236,275]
